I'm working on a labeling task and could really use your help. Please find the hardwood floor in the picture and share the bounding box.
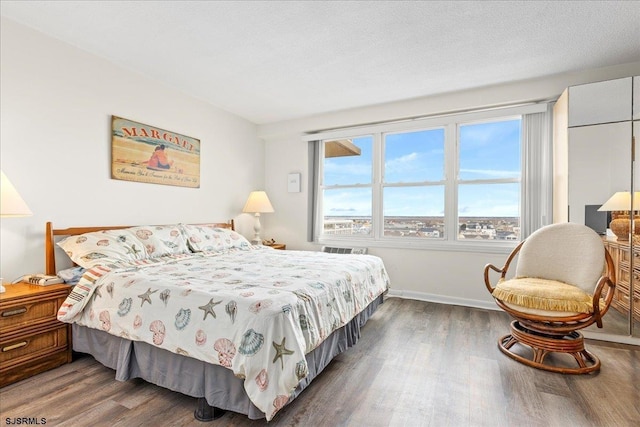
[1,298,638,426]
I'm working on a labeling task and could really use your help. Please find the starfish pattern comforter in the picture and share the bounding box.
[57,246,390,420]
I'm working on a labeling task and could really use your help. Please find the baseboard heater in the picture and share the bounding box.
[321,246,368,255]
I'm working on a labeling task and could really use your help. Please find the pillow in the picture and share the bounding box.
[128,224,190,258]
[57,224,189,269]
[182,224,250,252]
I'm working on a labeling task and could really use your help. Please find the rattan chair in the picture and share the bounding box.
[484,223,616,374]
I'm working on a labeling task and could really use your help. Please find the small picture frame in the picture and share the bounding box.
[288,173,301,193]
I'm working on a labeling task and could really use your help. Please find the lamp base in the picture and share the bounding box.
[609,216,640,241]
[251,212,263,246]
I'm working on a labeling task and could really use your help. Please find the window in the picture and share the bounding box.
[323,136,373,235]
[383,128,446,238]
[312,104,551,250]
[457,119,522,241]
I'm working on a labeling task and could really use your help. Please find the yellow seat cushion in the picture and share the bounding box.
[492,277,598,314]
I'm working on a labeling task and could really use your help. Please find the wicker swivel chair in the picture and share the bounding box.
[484,223,615,374]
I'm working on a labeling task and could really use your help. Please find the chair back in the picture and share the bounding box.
[515,223,605,293]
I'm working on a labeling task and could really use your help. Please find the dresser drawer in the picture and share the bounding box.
[619,247,640,264]
[617,268,630,290]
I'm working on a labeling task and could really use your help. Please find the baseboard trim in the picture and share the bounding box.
[582,331,640,346]
[386,289,640,346]
[386,289,499,312]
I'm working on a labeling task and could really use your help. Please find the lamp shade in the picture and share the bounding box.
[598,192,640,211]
[1,171,33,217]
[242,191,274,214]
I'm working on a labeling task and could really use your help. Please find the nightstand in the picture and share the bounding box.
[271,243,286,250]
[0,282,72,387]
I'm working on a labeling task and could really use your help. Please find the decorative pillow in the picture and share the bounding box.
[182,224,250,252]
[57,224,189,269]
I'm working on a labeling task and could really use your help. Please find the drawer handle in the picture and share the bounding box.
[1,307,27,317]
[2,341,28,352]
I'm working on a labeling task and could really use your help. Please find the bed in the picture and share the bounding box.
[46,221,389,421]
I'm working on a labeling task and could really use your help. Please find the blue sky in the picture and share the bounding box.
[323,119,521,217]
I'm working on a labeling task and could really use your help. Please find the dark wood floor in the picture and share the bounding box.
[1,298,638,426]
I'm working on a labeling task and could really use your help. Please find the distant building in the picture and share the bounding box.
[327,216,520,241]
[324,219,355,235]
[418,227,440,238]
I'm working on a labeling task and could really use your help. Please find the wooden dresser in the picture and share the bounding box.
[0,282,72,387]
[603,238,640,322]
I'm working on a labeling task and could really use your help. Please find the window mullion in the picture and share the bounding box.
[373,132,383,239]
[457,178,521,185]
[444,123,458,242]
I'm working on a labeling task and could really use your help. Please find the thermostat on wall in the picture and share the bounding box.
[288,173,301,193]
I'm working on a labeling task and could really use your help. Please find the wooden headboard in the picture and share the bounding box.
[45,220,234,275]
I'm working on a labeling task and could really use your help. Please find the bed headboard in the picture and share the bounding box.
[45,220,234,275]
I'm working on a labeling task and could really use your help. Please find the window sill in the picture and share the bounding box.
[316,236,517,254]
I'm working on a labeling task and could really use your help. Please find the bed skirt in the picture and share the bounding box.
[72,294,384,420]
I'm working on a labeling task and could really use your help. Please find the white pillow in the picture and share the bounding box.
[57,224,189,269]
[129,224,190,258]
[182,224,250,252]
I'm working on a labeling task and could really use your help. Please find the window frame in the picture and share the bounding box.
[307,103,550,254]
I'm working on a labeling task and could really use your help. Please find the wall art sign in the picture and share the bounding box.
[111,116,200,188]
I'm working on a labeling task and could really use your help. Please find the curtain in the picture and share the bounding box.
[521,103,554,238]
[307,141,321,242]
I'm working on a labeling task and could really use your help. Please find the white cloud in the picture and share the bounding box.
[385,152,418,172]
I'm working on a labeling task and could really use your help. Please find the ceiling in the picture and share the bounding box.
[2,1,639,125]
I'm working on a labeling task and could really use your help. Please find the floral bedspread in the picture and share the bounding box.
[57,246,390,420]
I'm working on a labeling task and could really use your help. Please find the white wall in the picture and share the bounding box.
[259,61,640,309]
[0,18,264,280]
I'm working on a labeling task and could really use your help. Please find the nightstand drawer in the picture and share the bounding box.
[0,324,69,368]
[0,297,61,333]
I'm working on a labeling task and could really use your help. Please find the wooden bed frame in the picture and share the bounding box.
[44,220,234,275]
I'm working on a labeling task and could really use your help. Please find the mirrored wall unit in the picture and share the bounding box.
[553,75,639,344]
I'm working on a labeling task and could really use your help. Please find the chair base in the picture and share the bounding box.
[498,320,600,374]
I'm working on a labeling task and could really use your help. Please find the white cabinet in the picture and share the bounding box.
[554,76,635,224]
[568,122,631,225]
[568,77,632,127]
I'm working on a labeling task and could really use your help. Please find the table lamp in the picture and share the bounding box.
[242,191,274,245]
[598,191,640,241]
[1,170,34,292]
